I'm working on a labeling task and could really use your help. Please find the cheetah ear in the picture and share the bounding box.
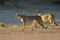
[15,13,20,17]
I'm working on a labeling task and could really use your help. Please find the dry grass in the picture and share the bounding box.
[0,24,60,40]
[0,23,60,29]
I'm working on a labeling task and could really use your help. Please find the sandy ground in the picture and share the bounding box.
[0,25,60,40]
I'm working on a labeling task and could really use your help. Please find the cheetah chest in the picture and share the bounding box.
[20,18,24,22]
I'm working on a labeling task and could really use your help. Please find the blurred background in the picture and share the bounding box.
[0,0,60,25]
